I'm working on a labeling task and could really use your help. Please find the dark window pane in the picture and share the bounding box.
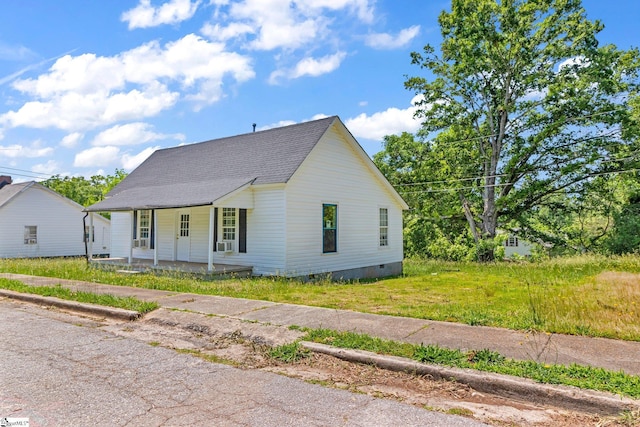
[322,204,337,253]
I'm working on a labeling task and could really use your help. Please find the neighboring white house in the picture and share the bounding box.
[503,233,534,258]
[86,116,408,279]
[0,177,111,258]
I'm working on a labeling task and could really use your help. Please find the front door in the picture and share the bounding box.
[176,210,191,261]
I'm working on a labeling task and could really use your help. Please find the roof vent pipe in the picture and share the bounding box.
[252,123,256,133]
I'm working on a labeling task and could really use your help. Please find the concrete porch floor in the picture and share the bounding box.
[90,257,253,279]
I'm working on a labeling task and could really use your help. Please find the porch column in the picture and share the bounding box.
[153,209,158,266]
[88,212,94,261]
[129,210,134,264]
[208,206,215,272]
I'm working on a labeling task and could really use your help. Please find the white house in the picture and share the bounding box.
[0,177,111,258]
[503,233,534,258]
[86,116,408,279]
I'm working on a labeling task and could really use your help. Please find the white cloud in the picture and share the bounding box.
[291,52,346,78]
[365,25,420,49]
[200,22,255,42]
[206,0,375,51]
[73,144,160,171]
[345,95,422,140]
[122,146,159,170]
[0,142,54,158]
[60,132,83,148]
[91,122,182,146]
[31,160,60,175]
[299,0,374,23]
[0,34,254,132]
[269,51,346,83]
[74,146,121,168]
[122,0,201,29]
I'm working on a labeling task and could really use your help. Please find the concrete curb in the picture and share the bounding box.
[300,341,640,416]
[0,289,141,321]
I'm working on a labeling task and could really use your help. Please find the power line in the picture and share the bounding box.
[392,147,640,188]
[0,166,54,181]
[396,168,640,194]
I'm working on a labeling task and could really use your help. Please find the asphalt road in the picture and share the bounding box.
[0,300,486,426]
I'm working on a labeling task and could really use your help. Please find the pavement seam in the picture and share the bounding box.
[299,341,640,416]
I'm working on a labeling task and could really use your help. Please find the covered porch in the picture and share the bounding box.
[90,257,253,279]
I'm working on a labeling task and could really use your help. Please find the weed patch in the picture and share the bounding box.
[302,329,640,399]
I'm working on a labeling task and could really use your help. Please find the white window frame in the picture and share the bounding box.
[138,210,150,239]
[505,235,519,247]
[379,208,389,247]
[222,208,236,242]
[322,203,338,254]
[24,225,37,244]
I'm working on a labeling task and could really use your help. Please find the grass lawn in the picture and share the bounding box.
[1,255,639,341]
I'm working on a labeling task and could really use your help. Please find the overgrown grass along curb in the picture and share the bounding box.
[0,278,159,314]
[270,328,640,399]
[2,255,640,341]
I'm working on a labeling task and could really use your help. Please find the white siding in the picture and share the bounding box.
[189,206,211,263]
[234,186,286,274]
[157,209,175,261]
[110,212,131,258]
[284,125,404,276]
[0,185,111,258]
[217,187,254,209]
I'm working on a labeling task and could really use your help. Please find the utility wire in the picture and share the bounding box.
[396,168,640,194]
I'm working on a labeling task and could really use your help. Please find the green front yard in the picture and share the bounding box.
[1,254,639,341]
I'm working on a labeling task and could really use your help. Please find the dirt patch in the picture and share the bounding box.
[98,308,637,427]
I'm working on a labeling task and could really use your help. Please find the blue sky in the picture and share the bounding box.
[0,0,638,182]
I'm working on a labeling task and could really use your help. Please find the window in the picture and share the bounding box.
[24,226,37,244]
[505,235,519,247]
[180,214,190,237]
[222,208,236,241]
[323,204,337,253]
[379,208,388,247]
[84,226,94,243]
[139,210,150,239]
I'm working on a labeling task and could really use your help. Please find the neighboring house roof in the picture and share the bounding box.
[0,181,111,219]
[87,116,407,212]
[0,181,33,209]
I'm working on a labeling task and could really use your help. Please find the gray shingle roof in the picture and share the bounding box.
[0,182,33,209]
[87,116,338,211]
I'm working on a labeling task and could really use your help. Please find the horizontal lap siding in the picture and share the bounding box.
[110,212,131,258]
[157,209,175,261]
[284,127,404,276]
[189,207,210,263]
[0,187,110,258]
[243,188,286,274]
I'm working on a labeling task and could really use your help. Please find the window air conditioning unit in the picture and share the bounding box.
[217,241,233,253]
[133,239,148,248]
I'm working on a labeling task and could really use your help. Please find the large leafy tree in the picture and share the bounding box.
[404,0,640,260]
[42,169,127,208]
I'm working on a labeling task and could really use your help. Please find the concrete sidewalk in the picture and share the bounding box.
[2,272,639,377]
